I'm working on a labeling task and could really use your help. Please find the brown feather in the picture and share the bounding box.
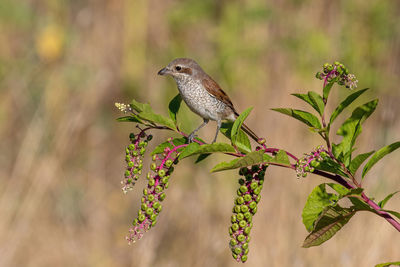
[201,77,235,111]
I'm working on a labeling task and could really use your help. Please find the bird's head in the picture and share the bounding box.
[158,58,203,80]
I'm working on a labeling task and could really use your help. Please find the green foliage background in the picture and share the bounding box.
[0,0,399,266]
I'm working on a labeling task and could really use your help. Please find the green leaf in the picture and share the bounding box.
[315,158,348,177]
[302,206,354,248]
[362,141,400,179]
[308,91,325,116]
[375,261,400,267]
[381,209,400,220]
[327,183,363,197]
[138,111,176,130]
[195,153,211,163]
[378,191,399,208]
[220,122,251,153]
[272,108,321,129]
[334,99,378,164]
[348,151,374,175]
[151,138,186,155]
[168,94,182,125]
[231,107,253,142]
[210,150,265,172]
[267,150,291,166]
[323,78,337,100]
[329,88,369,125]
[116,115,142,123]
[292,92,323,115]
[130,99,152,113]
[179,143,236,160]
[302,184,339,232]
[348,197,376,213]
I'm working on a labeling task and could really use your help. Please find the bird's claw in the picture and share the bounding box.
[188,133,197,143]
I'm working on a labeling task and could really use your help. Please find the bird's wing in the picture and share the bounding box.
[202,77,235,111]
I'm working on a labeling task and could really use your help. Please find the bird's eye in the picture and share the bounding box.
[175,66,182,71]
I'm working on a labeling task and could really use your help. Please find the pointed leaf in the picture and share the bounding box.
[362,142,400,179]
[349,151,374,175]
[267,150,291,166]
[323,78,337,100]
[308,91,325,116]
[220,122,251,153]
[211,150,265,172]
[168,94,182,124]
[292,92,322,115]
[179,142,236,160]
[130,99,152,113]
[195,153,211,163]
[334,99,378,164]
[138,112,176,130]
[375,261,400,267]
[272,108,321,129]
[302,184,339,232]
[381,209,400,220]
[378,191,399,208]
[116,115,142,123]
[329,88,369,125]
[303,206,355,248]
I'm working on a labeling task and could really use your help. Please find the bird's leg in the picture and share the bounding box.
[188,119,209,143]
[212,119,222,144]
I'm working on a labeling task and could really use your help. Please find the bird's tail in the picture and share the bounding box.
[241,123,260,143]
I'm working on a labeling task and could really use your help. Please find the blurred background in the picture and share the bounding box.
[1,0,400,266]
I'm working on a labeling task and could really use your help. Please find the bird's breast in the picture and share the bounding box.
[175,78,229,121]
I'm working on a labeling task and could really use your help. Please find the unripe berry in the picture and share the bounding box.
[158,169,166,177]
[150,163,157,171]
[237,213,244,221]
[165,160,173,167]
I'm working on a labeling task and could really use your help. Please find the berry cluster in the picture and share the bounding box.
[295,146,328,178]
[122,132,153,194]
[315,61,358,90]
[229,164,268,263]
[126,138,186,244]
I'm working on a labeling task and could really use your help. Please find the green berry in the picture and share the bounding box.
[151,220,157,227]
[132,151,138,157]
[149,179,155,186]
[125,170,130,177]
[133,218,138,225]
[244,211,251,219]
[133,168,138,174]
[138,214,146,222]
[165,160,173,167]
[231,215,237,223]
[158,169,166,177]
[146,207,154,215]
[244,248,249,255]
[243,194,252,202]
[240,205,249,213]
[250,182,258,190]
[159,193,166,201]
[239,220,247,228]
[230,239,238,246]
[148,194,155,201]
[254,187,261,195]
[150,163,157,171]
[150,214,157,221]
[155,185,163,193]
[143,188,148,195]
[234,247,242,255]
[153,202,160,209]
[251,206,258,214]
[164,182,169,189]
[237,234,245,242]
[234,205,241,213]
[161,176,169,184]
[229,227,233,235]
[243,243,248,250]
[231,223,239,231]
[140,148,146,155]
[157,205,162,212]
[244,227,251,235]
[139,141,145,147]
[236,197,244,205]
[128,144,135,150]
[249,201,257,209]
[239,185,248,193]
[141,197,145,203]
[236,213,244,221]
[141,203,147,210]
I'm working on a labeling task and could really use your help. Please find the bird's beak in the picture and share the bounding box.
[158,67,170,76]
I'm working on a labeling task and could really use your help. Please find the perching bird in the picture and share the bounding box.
[158,58,259,143]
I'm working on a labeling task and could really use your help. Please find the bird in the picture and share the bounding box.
[158,58,260,144]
